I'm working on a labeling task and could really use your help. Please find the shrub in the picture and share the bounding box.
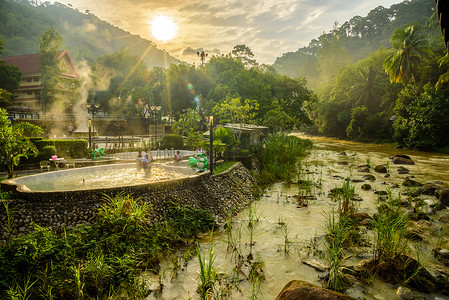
[161,134,184,149]
[54,140,88,158]
[32,139,55,152]
[43,145,57,158]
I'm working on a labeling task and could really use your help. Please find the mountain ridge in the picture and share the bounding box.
[0,0,182,68]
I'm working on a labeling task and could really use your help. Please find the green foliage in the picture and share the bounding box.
[173,108,206,136]
[38,27,62,113]
[0,108,44,178]
[214,127,234,147]
[42,145,57,158]
[258,133,311,185]
[374,194,408,262]
[55,140,88,158]
[214,161,238,174]
[393,83,449,149]
[161,134,184,149]
[383,25,429,84]
[212,97,259,126]
[0,88,14,109]
[196,243,217,299]
[0,194,217,299]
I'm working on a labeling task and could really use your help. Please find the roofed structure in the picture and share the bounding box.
[1,49,79,112]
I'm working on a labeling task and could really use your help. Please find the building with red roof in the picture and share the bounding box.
[1,49,79,112]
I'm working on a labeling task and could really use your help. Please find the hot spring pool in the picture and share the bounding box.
[6,161,196,192]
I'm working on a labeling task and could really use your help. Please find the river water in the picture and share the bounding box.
[148,134,449,300]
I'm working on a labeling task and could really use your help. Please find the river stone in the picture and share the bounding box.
[338,161,349,165]
[419,183,441,195]
[357,165,370,173]
[374,165,387,173]
[396,286,415,300]
[275,280,356,300]
[363,174,376,181]
[397,166,410,174]
[435,189,449,207]
[402,177,422,187]
[392,155,415,165]
[361,184,371,190]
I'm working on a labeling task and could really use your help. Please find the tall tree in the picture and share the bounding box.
[0,36,21,102]
[0,108,44,178]
[230,44,258,68]
[383,25,429,84]
[350,66,384,112]
[38,27,62,112]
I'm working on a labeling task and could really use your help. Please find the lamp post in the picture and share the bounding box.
[88,118,92,158]
[150,106,161,147]
[86,103,100,154]
[209,115,213,174]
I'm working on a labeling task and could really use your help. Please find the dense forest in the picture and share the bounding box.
[1,0,449,152]
[274,0,449,152]
[0,0,180,67]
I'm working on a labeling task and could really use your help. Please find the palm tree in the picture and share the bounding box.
[383,25,429,84]
[350,66,384,112]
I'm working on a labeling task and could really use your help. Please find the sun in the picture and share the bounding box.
[151,16,177,42]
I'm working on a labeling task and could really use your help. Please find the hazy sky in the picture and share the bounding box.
[50,0,403,64]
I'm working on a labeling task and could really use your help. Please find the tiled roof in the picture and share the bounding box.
[1,50,79,77]
[1,53,41,76]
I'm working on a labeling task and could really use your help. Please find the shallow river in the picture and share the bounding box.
[148,134,449,300]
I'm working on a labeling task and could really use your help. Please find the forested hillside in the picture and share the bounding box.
[274,0,449,152]
[0,0,180,67]
[273,0,435,87]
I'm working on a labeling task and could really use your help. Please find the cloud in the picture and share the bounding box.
[55,0,402,64]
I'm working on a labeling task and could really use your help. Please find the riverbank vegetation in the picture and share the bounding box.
[0,193,215,299]
[274,0,449,152]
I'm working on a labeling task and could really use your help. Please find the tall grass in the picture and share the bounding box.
[196,243,217,300]
[0,194,216,299]
[258,133,311,186]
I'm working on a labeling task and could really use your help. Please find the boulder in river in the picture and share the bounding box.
[435,188,449,208]
[397,166,410,174]
[275,280,356,300]
[391,155,415,165]
[361,254,437,293]
[419,183,441,195]
[374,165,388,173]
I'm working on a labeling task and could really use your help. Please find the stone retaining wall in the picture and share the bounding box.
[0,163,258,242]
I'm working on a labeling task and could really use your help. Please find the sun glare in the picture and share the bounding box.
[151,16,177,42]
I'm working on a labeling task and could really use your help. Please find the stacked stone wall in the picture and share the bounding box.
[0,163,258,241]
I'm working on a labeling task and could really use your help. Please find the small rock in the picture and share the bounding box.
[402,177,422,187]
[384,174,391,178]
[374,165,387,173]
[363,174,376,181]
[338,161,349,165]
[375,190,388,196]
[392,155,415,165]
[396,286,414,300]
[435,189,449,208]
[361,184,371,190]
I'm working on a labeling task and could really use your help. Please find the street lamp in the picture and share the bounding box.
[86,103,100,154]
[150,105,161,147]
[209,115,213,174]
[88,118,92,158]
